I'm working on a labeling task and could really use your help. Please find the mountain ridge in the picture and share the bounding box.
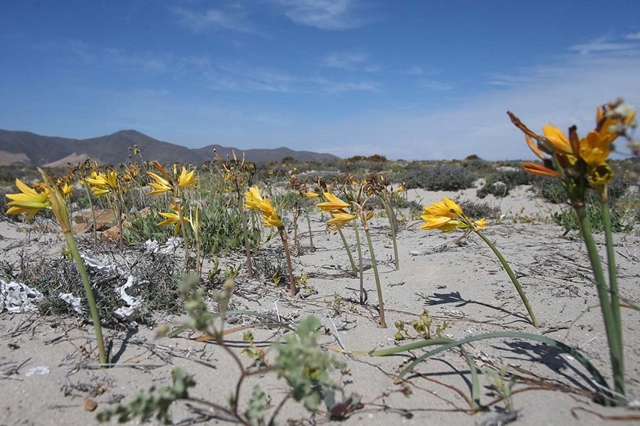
[0,128,339,167]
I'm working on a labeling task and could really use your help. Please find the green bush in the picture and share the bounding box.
[402,163,477,191]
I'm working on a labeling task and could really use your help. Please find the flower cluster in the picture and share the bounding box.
[147,161,197,196]
[509,100,637,202]
[316,192,357,227]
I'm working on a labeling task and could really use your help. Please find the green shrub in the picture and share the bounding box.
[403,164,477,191]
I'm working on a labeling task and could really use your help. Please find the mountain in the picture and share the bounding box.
[193,144,338,163]
[0,129,339,167]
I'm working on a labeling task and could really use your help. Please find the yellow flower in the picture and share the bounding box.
[327,212,357,226]
[316,192,350,212]
[6,179,50,221]
[244,187,284,229]
[261,208,284,228]
[178,166,197,189]
[61,183,73,198]
[422,197,462,218]
[542,125,574,156]
[158,202,191,235]
[419,214,461,232]
[419,198,485,233]
[305,191,320,198]
[147,161,197,196]
[147,171,172,195]
[244,187,265,210]
[86,171,119,197]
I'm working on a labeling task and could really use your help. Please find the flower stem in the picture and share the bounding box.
[63,231,108,365]
[237,188,253,278]
[475,230,538,328]
[279,230,296,297]
[306,211,314,250]
[338,227,357,276]
[82,179,98,249]
[382,194,400,270]
[363,220,386,328]
[353,220,364,304]
[583,203,625,398]
[174,198,191,272]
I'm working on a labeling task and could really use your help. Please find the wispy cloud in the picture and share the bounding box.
[568,36,637,54]
[401,66,424,75]
[322,51,368,69]
[418,79,452,91]
[624,32,640,40]
[200,60,377,94]
[272,0,374,30]
[173,6,256,34]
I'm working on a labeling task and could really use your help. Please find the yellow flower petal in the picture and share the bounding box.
[317,192,350,212]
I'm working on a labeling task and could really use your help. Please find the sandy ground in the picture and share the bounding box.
[1,186,640,425]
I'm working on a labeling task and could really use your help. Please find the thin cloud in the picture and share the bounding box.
[401,66,424,75]
[419,79,452,91]
[173,7,257,34]
[273,0,374,30]
[624,32,640,40]
[568,36,637,54]
[323,51,368,69]
[202,61,378,94]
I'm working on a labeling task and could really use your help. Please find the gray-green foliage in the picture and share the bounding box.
[97,275,344,424]
[274,315,345,411]
[402,163,478,191]
[552,202,634,233]
[96,367,196,424]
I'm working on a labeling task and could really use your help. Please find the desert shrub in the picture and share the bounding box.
[458,199,501,220]
[532,172,630,204]
[3,241,185,325]
[477,167,535,198]
[402,163,477,191]
[552,201,635,233]
[461,157,496,177]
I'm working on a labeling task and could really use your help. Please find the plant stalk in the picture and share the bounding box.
[363,220,386,328]
[279,230,296,297]
[63,231,108,365]
[475,231,538,328]
[338,227,357,276]
[576,204,625,398]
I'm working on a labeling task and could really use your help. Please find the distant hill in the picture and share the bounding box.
[0,129,339,167]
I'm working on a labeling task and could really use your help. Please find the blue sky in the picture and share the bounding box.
[1,0,639,160]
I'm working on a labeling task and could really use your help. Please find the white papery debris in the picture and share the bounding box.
[113,275,143,319]
[144,237,182,255]
[59,292,85,314]
[0,280,44,313]
[81,253,118,272]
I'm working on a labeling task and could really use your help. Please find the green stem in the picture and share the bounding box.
[63,231,108,365]
[306,211,314,250]
[382,194,400,271]
[338,227,357,276]
[115,196,124,249]
[577,204,625,398]
[475,230,538,328]
[353,220,364,304]
[238,188,253,278]
[363,222,386,328]
[279,230,296,297]
[602,201,623,351]
[174,198,190,272]
[82,179,98,249]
